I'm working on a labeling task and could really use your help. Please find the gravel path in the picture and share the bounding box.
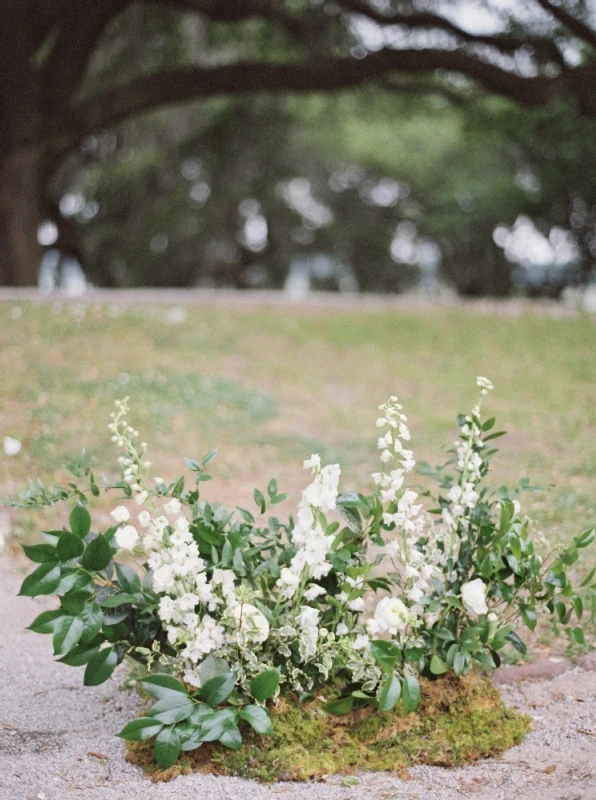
[1,555,595,800]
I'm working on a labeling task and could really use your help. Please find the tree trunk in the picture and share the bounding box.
[0,147,42,285]
[0,10,43,286]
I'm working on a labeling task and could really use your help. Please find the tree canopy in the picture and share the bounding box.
[1,0,595,288]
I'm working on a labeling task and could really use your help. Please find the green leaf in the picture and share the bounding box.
[142,673,188,700]
[325,696,354,715]
[201,672,235,707]
[81,534,111,571]
[114,563,141,594]
[572,595,584,620]
[505,630,527,656]
[53,615,84,656]
[28,608,65,634]
[370,639,402,673]
[58,641,101,666]
[429,655,448,675]
[454,650,466,676]
[267,478,278,499]
[84,646,118,686]
[250,669,280,702]
[70,504,91,538]
[520,605,537,631]
[154,726,181,768]
[239,705,272,735]
[402,674,420,713]
[576,528,595,549]
[56,532,85,561]
[98,593,136,608]
[253,489,266,513]
[18,563,62,596]
[80,601,104,644]
[21,543,57,563]
[118,717,164,742]
[149,694,195,725]
[219,721,242,750]
[197,656,230,685]
[571,627,585,645]
[499,499,515,532]
[378,673,401,712]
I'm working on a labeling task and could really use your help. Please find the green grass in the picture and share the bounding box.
[1,299,595,560]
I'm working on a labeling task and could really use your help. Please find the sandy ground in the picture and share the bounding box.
[1,555,596,800]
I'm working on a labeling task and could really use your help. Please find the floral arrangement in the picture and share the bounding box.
[11,378,595,770]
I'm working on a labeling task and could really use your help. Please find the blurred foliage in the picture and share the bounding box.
[46,7,596,295]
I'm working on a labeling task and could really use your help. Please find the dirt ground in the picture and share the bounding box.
[1,555,595,800]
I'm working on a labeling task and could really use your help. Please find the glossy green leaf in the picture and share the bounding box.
[18,563,62,596]
[201,672,235,707]
[378,673,401,712]
[70,504,91,538]
[81,534,111,571]
[142,673,188,700]
[149,693,195,724]
[21,543,57,563]
[56,532,85,561]
[154,726,181,768]
[27,608,65,634]
[84,646,118,686]
[402,674,420,713]
[250,669,280,702]
[238,705,272,735]
[429,655,448,675]
[114,563,141,594]
[53,615,84,655]
[118,717,164,741]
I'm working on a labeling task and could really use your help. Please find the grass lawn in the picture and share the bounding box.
[1,298,595,566]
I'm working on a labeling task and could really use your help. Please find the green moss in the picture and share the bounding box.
[128,674,531,782]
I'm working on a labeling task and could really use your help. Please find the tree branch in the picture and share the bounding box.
[40,0,129,109]
[337,0,566,64]
[45,47,575,158]
[535,0,596,49]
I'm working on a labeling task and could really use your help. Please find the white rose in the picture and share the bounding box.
[233,603,270,643]
[115,524,139,550]
[111,506,130,523]
[461,578,488,616]
[374,596,409,635]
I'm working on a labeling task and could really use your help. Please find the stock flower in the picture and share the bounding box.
[461,578,488,616]
[115,524,139,550]
[111,506,130,523]
[303,453,321,472]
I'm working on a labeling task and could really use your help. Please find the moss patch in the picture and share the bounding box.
[127,674,530,782]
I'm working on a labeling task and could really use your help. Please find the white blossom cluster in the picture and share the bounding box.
[104,377,499,706]
[277,455,341,599]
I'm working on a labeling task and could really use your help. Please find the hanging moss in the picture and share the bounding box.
[127,674,530,783]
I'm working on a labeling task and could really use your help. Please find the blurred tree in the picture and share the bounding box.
[1,0,595,285]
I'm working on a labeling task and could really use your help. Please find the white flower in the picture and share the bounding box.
[297,606,320,630]
[303,454,321,472]
[134,490,148,505]
[461,578,488,616]
[353,634,370,651]
[348,597,365,612]
[233,603,270,643]
[164,498,182,516]
[138,510,151,527]
[304,584,326,601]
[279,567,300,588]
[336,622,349,636]
[374,596,409,635]
[111,506,130,523]
[3,436,21,456]
[115,524,139,550]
